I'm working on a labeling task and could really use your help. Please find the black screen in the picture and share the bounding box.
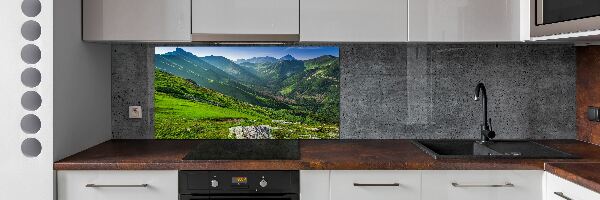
[541,0,600,25]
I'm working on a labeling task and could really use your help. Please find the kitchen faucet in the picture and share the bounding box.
[474,83,495,143]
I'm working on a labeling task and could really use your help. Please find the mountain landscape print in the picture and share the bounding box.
[154,46,340,139]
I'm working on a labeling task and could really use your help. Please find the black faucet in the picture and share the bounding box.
[474,83,495,143]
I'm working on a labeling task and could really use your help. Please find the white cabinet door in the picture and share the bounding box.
[300,170,330,200]
[300,0,408,42]
[57,170,178,200]
[83,0,191,41]
[330,170,420,200]
[546,172,600,200]
[191,0,299,41]
[422,170,543,200]
[409,0,529,42]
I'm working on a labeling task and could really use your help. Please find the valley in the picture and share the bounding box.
[154,48,340,139]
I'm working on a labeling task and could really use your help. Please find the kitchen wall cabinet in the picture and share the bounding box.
[421,170,543,200]
[408,0,530,42]
[546,172,600,200]
[57,170,178,200]
[82,0,191,41]
[300,0,408,42]
[80,0,534,42]
[330,170,420,200]
[191,0,299,41]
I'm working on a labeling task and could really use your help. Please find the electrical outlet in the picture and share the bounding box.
[129,106,142,119]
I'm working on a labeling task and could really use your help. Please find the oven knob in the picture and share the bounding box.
[210,179,219,188]
[259,179,268,188]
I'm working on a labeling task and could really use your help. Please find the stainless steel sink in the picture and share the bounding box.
[411,140,577,159]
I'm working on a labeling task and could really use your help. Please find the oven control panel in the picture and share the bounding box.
[231,176,249,188]
[259,178,268,187]
[179,171,299,194]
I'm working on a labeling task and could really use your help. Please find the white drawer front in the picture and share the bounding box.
[57,170,178,200]
[330,170,420,200]
[301,170,330,200]
[422,170,543,200]
[546,172,600,200]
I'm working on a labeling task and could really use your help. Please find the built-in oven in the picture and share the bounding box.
[180,194,298,200]
[179,171,299,200]
[532,0,600,37]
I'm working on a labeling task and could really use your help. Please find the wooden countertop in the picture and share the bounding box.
[54,139,600,170]
[545,162,600,194]
[54,139,600,193]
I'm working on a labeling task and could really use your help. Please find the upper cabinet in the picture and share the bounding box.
[82,0,191,42]
[191,0,300,42]
[408,0,530,42]
[300,0,408,42]
[81,0,534,42]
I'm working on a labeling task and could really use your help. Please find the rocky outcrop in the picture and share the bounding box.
[229,125,272,139]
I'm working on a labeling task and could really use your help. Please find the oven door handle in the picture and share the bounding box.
[180,194,298,200]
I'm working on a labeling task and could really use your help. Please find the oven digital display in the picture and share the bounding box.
[232,177,248,185]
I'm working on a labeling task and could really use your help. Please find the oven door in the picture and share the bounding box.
[533,0,600,37]
[180,194,299,200]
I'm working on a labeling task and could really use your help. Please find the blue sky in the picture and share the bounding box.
[155,46,339,61]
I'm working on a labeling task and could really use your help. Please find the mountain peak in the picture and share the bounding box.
[235,56,279,64]
[166,48,197,58]
[279,54,297,61]
[202,55,228,59]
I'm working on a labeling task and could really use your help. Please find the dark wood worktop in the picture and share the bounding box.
[54,139,600,194]
[54,139,600,170]
[545,162,600,194]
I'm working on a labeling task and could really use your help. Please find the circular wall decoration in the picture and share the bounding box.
[21,20,41,41]
[21,0,41,17]
[21,44,41,64]
[20,114,41,134]
[21,68,41,88]
[21,138,42,157]
[21,91,42,111]
[21,0,43,160]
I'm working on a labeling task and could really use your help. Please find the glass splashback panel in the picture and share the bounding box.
[154,46,340,139]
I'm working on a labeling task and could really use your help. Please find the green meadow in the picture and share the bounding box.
[154,70,339,139]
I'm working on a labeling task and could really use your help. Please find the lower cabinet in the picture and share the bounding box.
[330,170,421,200]
[546,172,600,200]
[300,171,331,200]
[57,170,600,200]
[56,170,178,200]
[300,170,545,200]
[421,170,543,200]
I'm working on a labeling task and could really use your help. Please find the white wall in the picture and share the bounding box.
[53,0,112,161]
[0,0,54,199]
[1,0,110,199]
